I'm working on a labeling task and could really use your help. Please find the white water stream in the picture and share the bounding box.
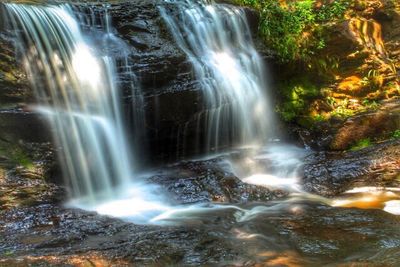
[160,0,274,154]
[5,1,398,225]
[5,4,135,204]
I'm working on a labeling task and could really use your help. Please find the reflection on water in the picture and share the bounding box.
[332,187,400,214]
[61,143,399,265]
[257,251,306,267]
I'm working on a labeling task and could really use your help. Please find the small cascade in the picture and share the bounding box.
[160,0,274,155]
[4,1,304,225]
[4,3,138,203]
[72,4,147,161]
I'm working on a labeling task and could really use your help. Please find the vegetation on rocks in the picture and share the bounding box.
[349,137,372,151]
[238,0,346,61]
[0,141,34,169]
[0,1,399,265]
[393,129,400,139]
[234,0,348,62]
[236,0,400,149]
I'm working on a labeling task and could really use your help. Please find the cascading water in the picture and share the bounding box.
[3,0,307,226]
[72,4,147,161]
[3,1,393,230]
[4,3,136,203]
[160,0,274,154]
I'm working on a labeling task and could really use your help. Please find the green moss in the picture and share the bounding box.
[0,142,34,169]
[331,106,355,118]
[392,130,400,139]
[349,138,371,151]
[3,250,14,257]
[316,0,349,21]
[233,0,352,123]
[276,77,319,122]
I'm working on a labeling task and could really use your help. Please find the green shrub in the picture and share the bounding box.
[316,0,349,21]
[258,0,316,61]
[235,0,349,62]
[313,114,326,122]
[362,99,380,110]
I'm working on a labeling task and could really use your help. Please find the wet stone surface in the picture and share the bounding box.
[1,200,400,266]
[0,141,62,210]
[148,157,287,205]
[0,1,399,264]
[303,139,400,196]
[1,149,400,266]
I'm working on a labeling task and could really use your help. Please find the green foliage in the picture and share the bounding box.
[234,0,351,122]
[326,98,355,118]
[235,0,349,62]
[331,107,355,118]
[277,78,319,121]
[392,130,400,139]
[235,0,259,7]
[258,0,316,61]
[316,0,349,21]
[350,138,371,151]
[362,99,379,110]
[313,114,327,122]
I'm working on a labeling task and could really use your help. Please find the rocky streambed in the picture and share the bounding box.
[0,0,400,266]
[1,140,400,266]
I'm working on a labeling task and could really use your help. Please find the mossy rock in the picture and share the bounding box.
[330,99,400,150]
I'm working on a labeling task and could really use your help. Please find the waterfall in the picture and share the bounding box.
[160,0,273,154]
[4,3,137,203]
[3,1,286,224]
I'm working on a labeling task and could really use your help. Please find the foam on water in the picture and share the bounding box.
[6,1,398,226]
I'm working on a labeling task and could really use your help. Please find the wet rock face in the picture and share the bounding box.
[1,146,400,266]
[0,0,204,163]
[107,0,267,161]
[0,6,58,184]
[293,99,400,151]
[107,0,195,97]
[0,109,51,144]
[0,33,31,109]
[0,168,64,210]
[0,0,266,163]
[303,139,400,196]
[148,157,287,204]
[0,109,58,184]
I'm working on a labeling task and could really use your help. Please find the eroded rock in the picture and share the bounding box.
[148,157,287,204]
[303,139,400,196]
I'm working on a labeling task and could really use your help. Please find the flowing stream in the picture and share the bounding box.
[4,0,283,224]
[4,0,399,227]
[2,2,400,265]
